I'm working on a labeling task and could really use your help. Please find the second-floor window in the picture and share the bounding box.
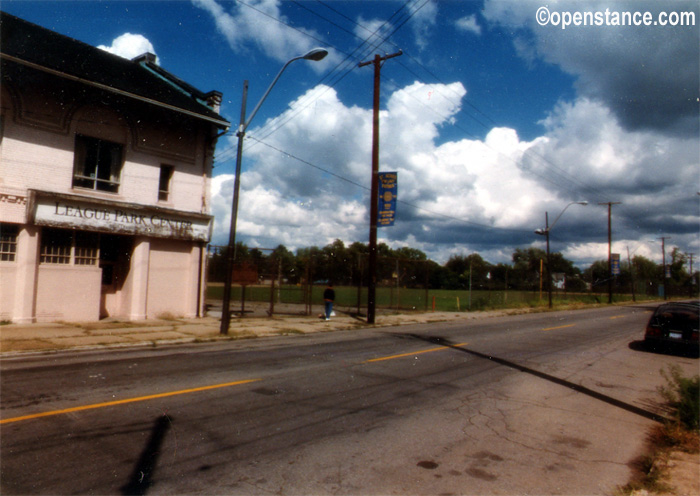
[73,135,123,193]
[158,165,173,201]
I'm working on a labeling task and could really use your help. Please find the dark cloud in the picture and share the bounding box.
[485,0,700,136]
[569,24,699,136]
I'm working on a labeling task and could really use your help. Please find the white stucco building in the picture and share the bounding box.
[0,12,230,323]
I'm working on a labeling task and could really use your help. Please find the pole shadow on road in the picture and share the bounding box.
[397,333,669,424]
[121,415,172,495]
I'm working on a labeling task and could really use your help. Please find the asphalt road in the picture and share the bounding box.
[1,304,697,495]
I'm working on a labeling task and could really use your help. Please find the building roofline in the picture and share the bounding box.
[2,52,230,129]
[0,11,230,130]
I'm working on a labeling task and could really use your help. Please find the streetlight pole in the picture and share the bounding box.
[535,201,588,309]
[220,48,328,335]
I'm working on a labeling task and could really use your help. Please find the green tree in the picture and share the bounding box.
[583,260,610,292]
[428,260,452,289]
[444,254,493,289]
[391,246,429,288]
[629,255,660,296]
[207,245,227,282]
[207,242,251,282]
[512,248,547,290]
[489,263,513,289]
[321,239,353,285]
[547,252,584,292]
[347,241,368,286]
[393,246,427,261]
[295,246,322,284]
[267,245,296,282]
[376,242,396,283]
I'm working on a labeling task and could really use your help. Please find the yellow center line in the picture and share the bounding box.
[609,315,627,320]
[0,378,261,425]
[364,343,468,363]
[541,324,575,331]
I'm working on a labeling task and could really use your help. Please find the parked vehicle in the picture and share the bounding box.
[644,301,699,354]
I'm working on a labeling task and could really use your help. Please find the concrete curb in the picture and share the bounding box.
[0,310,481,356]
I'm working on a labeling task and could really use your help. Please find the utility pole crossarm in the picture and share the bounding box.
[358,50,403,68]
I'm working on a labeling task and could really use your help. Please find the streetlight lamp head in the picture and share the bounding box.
[302,48,329,61]
[534,228,546,235]
[577,201,589,206]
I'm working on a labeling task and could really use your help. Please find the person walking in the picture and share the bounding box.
[323,283,335,321]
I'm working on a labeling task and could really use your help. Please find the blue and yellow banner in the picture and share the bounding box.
[611,253,620,275]
[378,172,397,227]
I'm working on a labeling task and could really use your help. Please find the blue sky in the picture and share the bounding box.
[4,0,699,267]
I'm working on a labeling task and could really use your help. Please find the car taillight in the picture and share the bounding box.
[646,325,662,337]
[692,330,699,342]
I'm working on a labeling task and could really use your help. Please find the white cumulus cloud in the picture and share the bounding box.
[456,15,481,35]
[98,33,158,62]
[191,0,338,69]
[211,77,698,265]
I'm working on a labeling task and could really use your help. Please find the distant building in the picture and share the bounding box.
[0,12,230,323]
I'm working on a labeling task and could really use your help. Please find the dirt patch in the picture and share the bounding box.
[657,450,700,495]
[623,422,699,495]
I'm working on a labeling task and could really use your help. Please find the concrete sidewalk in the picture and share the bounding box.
[0,303,501,355]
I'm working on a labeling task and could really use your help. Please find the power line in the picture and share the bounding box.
[215,0,427,163]
[235,0,331,50]
[213,1,626,218]
[248,135,533,234]
[246,0,430,142]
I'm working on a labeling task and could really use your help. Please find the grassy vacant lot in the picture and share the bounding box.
[207,283,656,312]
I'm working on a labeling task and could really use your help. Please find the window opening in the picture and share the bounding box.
[40,228,72,264]
[0,223,18,262]
[74,231,99,265]
[158,165,174,201]
[73,135,123,193]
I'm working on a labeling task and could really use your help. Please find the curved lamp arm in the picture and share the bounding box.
[546,200,588,232]
[242,48,328,133]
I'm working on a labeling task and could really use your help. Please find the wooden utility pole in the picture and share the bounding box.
[359,50,402,324]
[599,202,621,303]
[627,246,636,302]
[658,236,671,300]
[688,253,695,297]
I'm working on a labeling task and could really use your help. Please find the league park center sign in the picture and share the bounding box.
[30,191,212,242]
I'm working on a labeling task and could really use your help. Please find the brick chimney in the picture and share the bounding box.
[204,91,223,113]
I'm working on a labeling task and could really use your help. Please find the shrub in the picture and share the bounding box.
[659,365,700,431]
